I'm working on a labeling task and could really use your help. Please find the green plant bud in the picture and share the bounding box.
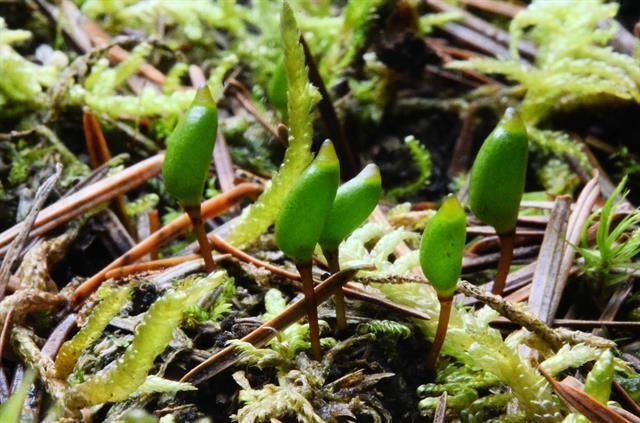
[319,163,382,251]
[267,58,288,112]
[275,140,340,262]
[420,195,467,298]
[468,108,528,235]
[584,349,614,405]
[162,86,218,207]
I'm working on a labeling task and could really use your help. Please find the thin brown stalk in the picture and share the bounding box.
[184,206,216,272]
[492,233,514,295]
[324,250,347,332]
[297,262,322,361]
[426,296,452,370]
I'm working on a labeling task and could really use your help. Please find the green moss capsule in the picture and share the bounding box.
[468,108,528,235]
[275,140,340,263]
[162,86,218,207]
[267,58,288,113]
[319,163,382,252]
[420,195,467,298]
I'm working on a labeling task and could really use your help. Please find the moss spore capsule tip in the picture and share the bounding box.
[420,195,467,298]
[162,85,218,207]
[319,162,382,252]
[468,108,528,235]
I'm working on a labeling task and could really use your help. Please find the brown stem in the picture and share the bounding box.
[426,296,453,370]
[493,233,514,295]
[324,249,347,332]
[296,262,322,360]
[184,205,216,273]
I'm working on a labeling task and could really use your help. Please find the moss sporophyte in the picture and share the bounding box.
[468,107,528,295]
[162,86,218,272]
[319,163,382,332]
[420,195,466,369]
[275,140,340,359]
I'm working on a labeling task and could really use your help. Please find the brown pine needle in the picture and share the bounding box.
[70,183,261,305]
[0,154,165,251]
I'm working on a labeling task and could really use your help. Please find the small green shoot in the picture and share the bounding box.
[162,85,218,271]
[275,140,340,359]
[468,108,528,295]
[577,176,640,289]
[319,163,381,331]
[420,195,466,369]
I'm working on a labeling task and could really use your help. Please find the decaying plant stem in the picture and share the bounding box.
[184,206,216,272]
[458,280,615,350]
[492,233,514,295]
[426,296,452,370]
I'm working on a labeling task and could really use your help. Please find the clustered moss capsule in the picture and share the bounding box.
[162,86,218,207]
[420,195,467,298]
[275,140,340,361]
[319,163,382,252]
[468,107,528,236]
[275,140,340,262]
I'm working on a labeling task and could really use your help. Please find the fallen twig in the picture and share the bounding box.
[457,280,615,350]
